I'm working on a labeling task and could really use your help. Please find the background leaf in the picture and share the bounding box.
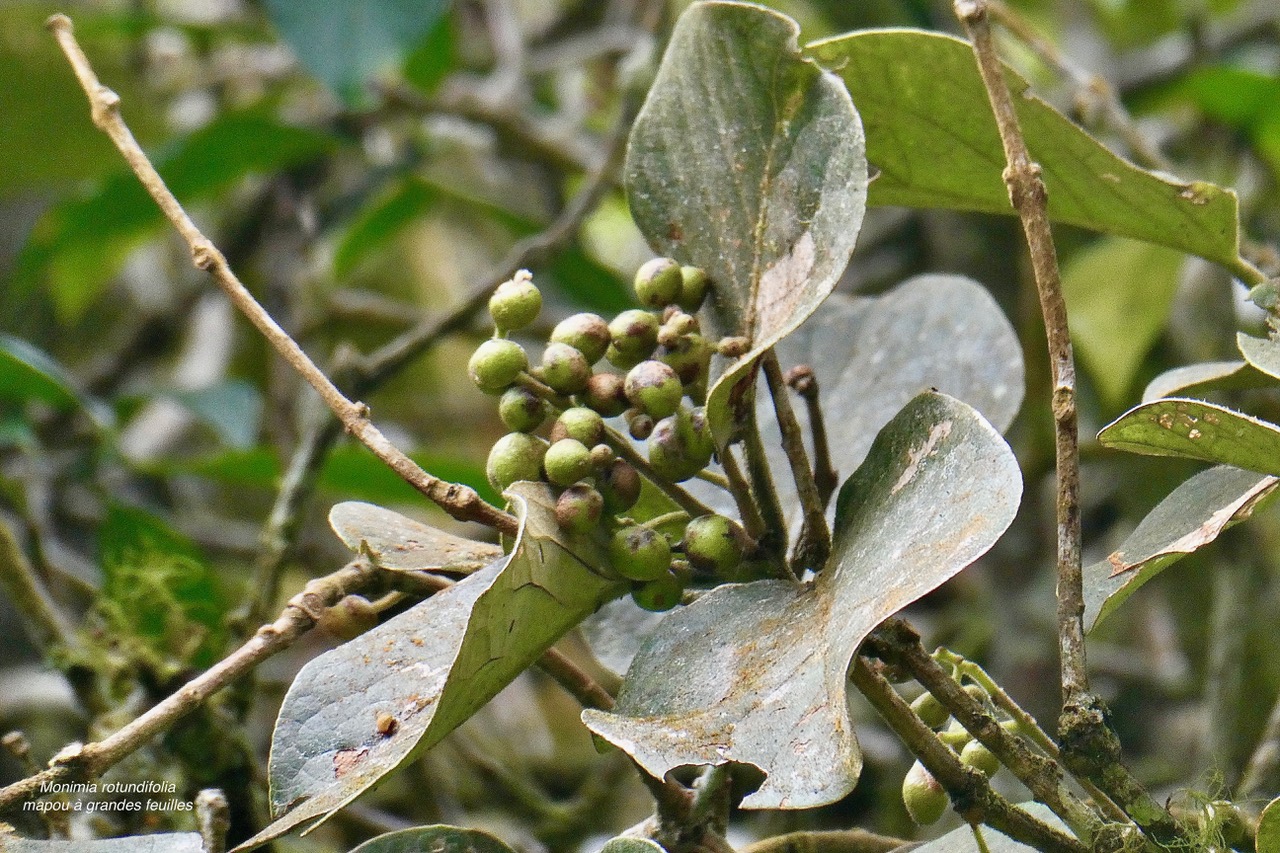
[624,1,867,444]
[0,835,204,853]
[0,334,113,427]
[585,392,1021,809]
[807,30,1244,270]
[348,825,517,853]
[1099,398,1280,475]
[1259,795,1280,853]
[245,484,625,847]
[1084,466,1277,630]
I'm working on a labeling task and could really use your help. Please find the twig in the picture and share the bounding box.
[739,390,792,579]
[536,648,616,712]
[47,13,519,538]
[0,518,74,655]
[1238,687,1280,801]
[761,351,830,575]
[850,654,1089,853]
[784,365,837,508]
[196,789,231,853]
[739,828,905,853]
[952,0,1087,715]
[0,559,378,813]
[718,445,766,541]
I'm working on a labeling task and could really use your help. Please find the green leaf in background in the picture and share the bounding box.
[600,839,666,853]
[624,1,867,445]
[1176,67,1280,178]
[1084,466,1277,630]
[162,379,262,450]
[262,0,450,107]
[1099,398,1280,475]
[349,825,517,853]
[585,393,1021,809]
[244,483,625,847]
[1062,237,1186,410]
[328,501,502,573]
[0,834,203,853]
[0,334,113,428]
[1259,795,1280,853]
[807,30,1245,273]
[98,503,226,668]
[15,111,336,322]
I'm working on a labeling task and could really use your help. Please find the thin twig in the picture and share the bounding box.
[718,445,766,540]
[196,789,232,853]
[761,351,830,575]
[0,518,74,655]
[740,389,792,579]
[47,13,519,538]
[784,365,837,508]
[0,559,379,812]
[603,426,718,521]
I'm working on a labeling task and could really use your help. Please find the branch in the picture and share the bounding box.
[47,13,518,538]
[0,559,379,813]
[0,517,74,655]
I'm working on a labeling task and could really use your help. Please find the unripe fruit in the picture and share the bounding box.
[964,683,990,708]
[902,761,949,825]
[910,692,949,729]
[555,483,603,534]
[318,594,378,641]
[648,408,712,483]
[488,272,541,332]
[717,336,750,358]
[627,411,655,440]
[938,720,972,750]
[625,360,683,419]
[469,339,528,394]
[544,438,593,487]
[581,372,629,417]
[550,407,605,447]
[540,342,591,394]
[607,310,659,366]
[656,333,713,386]
[634,257,683,308]
[678,265,710,312]
[960,740,1000,778]
[682,514,745,576]
[550,313,610,365]
[677,406,714,468]
[631,571,684,612]
[498,386,546,433]
[600,459,641,513]
[658,311,699,347]
[589,443,616,469]
[486,432,547,490]
[609,526,672,581]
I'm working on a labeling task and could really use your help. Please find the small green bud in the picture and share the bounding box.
[551,313,611,365]
[938,719,972,749]
[550,406,605,447]
[609,525,673,581]
[902,761,949,825]
[555,483,604,534]
[540,342,591,394]
[682,514,745,576]
[910,692,949,729]
[677,265,710,312]
[498,386,546,433]
[657,333,712,386]
[488,271,541,332]
[469,339,528,395]
[625,360,683,419]
[486,432,547,490]
[657,311,699,347]
[589,443,616,469]
[544,438,594,487]
[634,257,683,308]
[607,310,659,366]
[631,571,684,612]
[716,336,750,358]
[600,459,641,513]
[581,372,629,417]
[627,410,655,440]
[960,740,1000,778]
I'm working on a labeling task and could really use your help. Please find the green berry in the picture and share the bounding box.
[551,313,611,365]
[676,406,714,467]
[498,386,546,433]
[960,740,1000,778]
[677,266,710,312]
[625,360,683,419]
[658,311,699,347]
[488,272,541,332]
[486,432,547,490]
[657,334,712,386]
[540,342,591,394]
[964,683,990,709]
[589,443,616,469]
[581,372,628,417]
[555,483,603,534]
[902,762,948,825]
[631,571,684,612]
[609,525,672,581]
[648,409,712,483]
[634,257,683,308]
[544,438,593,487]
[600,460,641,513]
[627,410,655,440]
[682,514,745,576]
[469,339,528,395]
[550,407,604,447]
[910,692,950,729]
[607,310,659,366]
[717,336,750,358]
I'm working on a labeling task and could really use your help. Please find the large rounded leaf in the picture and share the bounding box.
[625,1,867,444]
[348,826,517,853]
[329,501,502,573]
[0,837,203,853]
[584,392,1021,808]
[239,485,625,849]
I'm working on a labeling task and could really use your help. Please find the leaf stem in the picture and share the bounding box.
[785,364,838,508]
[740,386,793,579]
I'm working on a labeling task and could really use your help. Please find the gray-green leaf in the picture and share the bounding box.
[1084,466,1277,630]
[329,501,502,573]
[348,825,517,853]
[584,392,1020,808]
[1259,795,1280,853]
[624,1,867,445]
[1099,398,1280,475]
[0,836,203,852]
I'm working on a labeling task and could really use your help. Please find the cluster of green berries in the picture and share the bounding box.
[469,264,748,611]
[901,681,1005,825]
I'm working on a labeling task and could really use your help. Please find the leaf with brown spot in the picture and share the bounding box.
[1099,398,1280,475]
[584,392,1020,808]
